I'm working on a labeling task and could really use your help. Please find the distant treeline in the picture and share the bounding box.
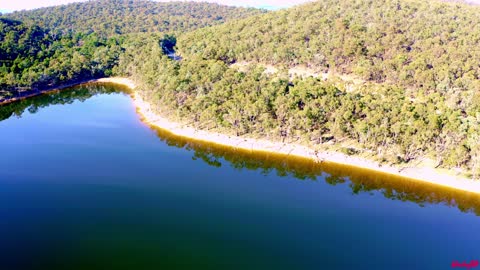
[6,0,264,37]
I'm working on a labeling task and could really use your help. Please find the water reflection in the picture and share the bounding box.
[2,83,480,216]
[150,126,480,216]
[0,83,131,121]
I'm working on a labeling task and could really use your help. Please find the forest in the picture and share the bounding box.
[2,0,480,177]
[0,17,122,96]
[0,0,261,99]
[6,0,264,37]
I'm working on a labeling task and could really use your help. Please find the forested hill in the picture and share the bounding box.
[178,0,480,94]
[0,1,262,98]
[4,0,264,37]
[125,0,480,177]
[0,18,122,95]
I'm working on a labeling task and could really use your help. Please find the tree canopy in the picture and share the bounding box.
[0,1,262,98]
[6,0,264,37]
[0,18,122,96]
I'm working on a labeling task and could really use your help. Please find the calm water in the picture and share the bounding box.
[0,84,479,270]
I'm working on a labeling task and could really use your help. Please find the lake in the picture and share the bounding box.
[1,83,479,270]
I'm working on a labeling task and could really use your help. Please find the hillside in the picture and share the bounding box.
[5,0,264,37]
[178,0,480,94]
[0,18,122,97]
[0,18,122,95]
[124,0,480,177]
[0,1,262,99]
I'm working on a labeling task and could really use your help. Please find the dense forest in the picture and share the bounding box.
[177,0,480,94]
[0,1,261,99]
[122,0,480,177]
[6,0,264,37]
[0,17,122,96]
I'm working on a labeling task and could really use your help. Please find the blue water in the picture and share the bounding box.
[0,84,478,270]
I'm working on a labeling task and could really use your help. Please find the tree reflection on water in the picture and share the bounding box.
[2,82,479,216]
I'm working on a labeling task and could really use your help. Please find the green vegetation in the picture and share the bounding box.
[178,0,480,93]
[0,1,261,100]
[0,18,122,96]
[125,0,480,177]
[6,0,264,37]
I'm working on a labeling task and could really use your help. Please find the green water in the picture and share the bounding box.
[0,83,479,270]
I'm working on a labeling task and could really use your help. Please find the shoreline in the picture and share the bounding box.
[6,77,480,195]
[113,77,480,196]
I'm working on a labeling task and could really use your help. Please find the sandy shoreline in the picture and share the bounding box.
[10,77,480,195]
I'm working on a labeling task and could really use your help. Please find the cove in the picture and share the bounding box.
[0,83,479,270]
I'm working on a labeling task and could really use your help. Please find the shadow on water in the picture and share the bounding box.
[0,82,131,121]
[2,83,480,216]
[151,126,480,216]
